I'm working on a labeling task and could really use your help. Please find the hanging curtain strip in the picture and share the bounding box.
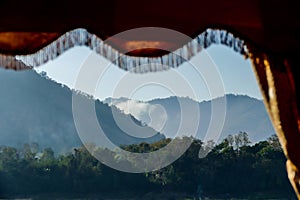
[0,28,248,72]
[0,54,32,70]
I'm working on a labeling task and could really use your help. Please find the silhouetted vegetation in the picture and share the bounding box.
[0,133,296,199]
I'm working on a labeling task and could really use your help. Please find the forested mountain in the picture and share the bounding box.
[0,69,163,153]
[105,94,274,143]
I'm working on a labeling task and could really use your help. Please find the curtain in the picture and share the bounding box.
[0,28,299,198]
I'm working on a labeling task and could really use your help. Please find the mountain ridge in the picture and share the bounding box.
[0,69,163,154]
[104,94,275,143]
[0,68,274,154]
[103,93,263,105]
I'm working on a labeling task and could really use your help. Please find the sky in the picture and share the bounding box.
[35,44,262,102]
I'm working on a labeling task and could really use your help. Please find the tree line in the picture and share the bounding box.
[0,132,296,199]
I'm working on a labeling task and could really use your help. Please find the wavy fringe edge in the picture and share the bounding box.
[0,28,248,73]
[0,55,32,70]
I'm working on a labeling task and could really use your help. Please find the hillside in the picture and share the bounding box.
[0,69,163,153]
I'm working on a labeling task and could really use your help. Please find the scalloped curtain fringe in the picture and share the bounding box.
[0,55,32,70]
[0,28,248,73]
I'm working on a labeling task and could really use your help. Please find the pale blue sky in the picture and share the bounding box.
[35,44,262,102]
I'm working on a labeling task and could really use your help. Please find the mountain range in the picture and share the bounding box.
[0,68,275,154]
[104,94,275,143]
[0,69,163,154]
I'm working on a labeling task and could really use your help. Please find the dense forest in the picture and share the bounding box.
[0,133,296,199]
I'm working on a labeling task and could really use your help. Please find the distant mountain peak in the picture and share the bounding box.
[105,94,274,143]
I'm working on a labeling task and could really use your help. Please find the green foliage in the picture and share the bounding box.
[0,134,296,199]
